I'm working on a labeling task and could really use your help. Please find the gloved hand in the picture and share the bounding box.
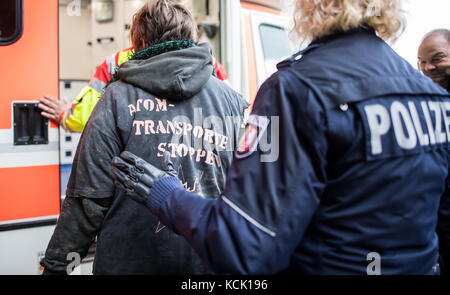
[112,151,177,204]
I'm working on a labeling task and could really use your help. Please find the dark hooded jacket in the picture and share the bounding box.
[41,43,248,274]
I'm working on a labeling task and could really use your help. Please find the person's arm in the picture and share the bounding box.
[38,87,102,133]
[42,85,123,274]
[39,49,121,133]
[58,86,102,133]
[437,162,450,275]
[113,72,328,274]
[40,197,111,274]
[38,95,71,124]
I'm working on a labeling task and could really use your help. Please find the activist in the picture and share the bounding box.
[40,0,247,275]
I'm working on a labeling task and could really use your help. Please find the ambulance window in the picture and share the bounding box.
[0,0,23,45]
[259,24,293,76]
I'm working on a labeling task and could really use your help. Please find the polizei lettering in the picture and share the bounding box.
[362,100,450,156]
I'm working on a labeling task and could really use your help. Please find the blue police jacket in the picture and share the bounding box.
[146,27,450,274]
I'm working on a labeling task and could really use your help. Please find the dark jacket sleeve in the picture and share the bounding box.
[437,158,450,275]
[41,86,122,274]
[147,71,328,274]
[40,197,112,273]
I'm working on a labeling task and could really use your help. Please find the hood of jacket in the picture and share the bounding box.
[117,42,215,101]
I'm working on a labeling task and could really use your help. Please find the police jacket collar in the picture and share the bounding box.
[279,26,449,110]
[279,25,376,66]
[310,25,376,47]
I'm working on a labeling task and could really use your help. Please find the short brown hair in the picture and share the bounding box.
[130,0,197,51]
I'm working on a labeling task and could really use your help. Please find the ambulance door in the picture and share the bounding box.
[241,2,294,106]
[222,1,293,107]
[0,0,60,274]
[220,0,245,97]
[248,12,293,88]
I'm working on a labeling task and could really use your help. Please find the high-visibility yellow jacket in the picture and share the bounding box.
[60,48,229,132]
[60,48,134,132]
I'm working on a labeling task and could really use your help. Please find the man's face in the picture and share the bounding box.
[418,34,450,90]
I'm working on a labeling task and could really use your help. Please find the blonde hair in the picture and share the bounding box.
[292,0,406,44]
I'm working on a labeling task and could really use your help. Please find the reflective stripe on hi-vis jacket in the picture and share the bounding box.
[60,48,134,132]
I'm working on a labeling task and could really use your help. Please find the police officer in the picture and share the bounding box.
[418,29,450,276]
[418,29,450,92]
[112,0,450,274]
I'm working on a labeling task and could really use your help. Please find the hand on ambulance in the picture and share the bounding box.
[111,151,178,205]
[38,95,71,124]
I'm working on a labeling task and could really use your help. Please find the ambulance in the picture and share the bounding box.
[0,0,294,274]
